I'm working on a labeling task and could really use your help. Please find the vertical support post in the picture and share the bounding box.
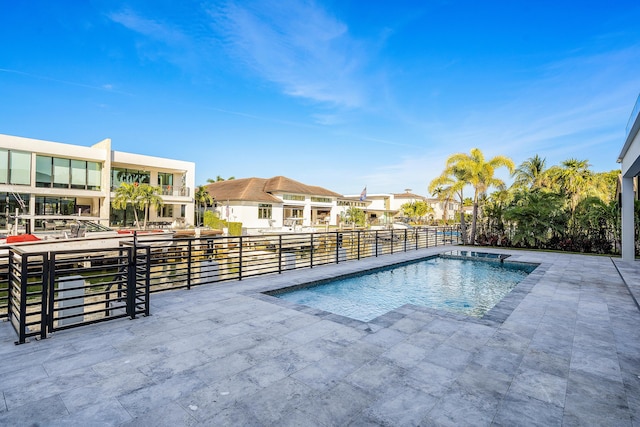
[238,236,243,280]
[278,235,283,274]
[375,230,379,257]
[18,253,29,343]
[310,234,314,268]
[357,230,361,260]
[126,245,136,319]
[335,232,339,264]
[187,239,192,290]
[621,176,635,262]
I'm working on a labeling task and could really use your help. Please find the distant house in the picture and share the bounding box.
[343,190,461,224]
[204,176,342,230]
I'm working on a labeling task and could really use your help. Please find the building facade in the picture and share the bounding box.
[0,134,195,231]
[205,176,343,231]
[618,93,640,261]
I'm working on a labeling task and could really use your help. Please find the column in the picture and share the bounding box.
[621,176,635,262]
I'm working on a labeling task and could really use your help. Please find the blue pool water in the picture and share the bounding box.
[272,256,537,322]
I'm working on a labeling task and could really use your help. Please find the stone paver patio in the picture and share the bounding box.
[1,246,639,426]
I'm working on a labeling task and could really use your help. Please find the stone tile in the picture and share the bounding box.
[363,384,439,426]
[493,392,563,427]
[120,401,199,427]
[422,343,473,373]
[51,397,133,427]
[291,355,360,391]
[296,382,374,426]
[116,370,207,418]
[345,358,408,392]
[60,370,154,413]
[509,368,567,407]
[241,377,315,423]
[423,386,501,427]
[381,341,428,369]
[406,361,460,398]
[3,366,97,410]
[0,395,69,426]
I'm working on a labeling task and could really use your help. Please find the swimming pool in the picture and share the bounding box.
[268,254,537,322]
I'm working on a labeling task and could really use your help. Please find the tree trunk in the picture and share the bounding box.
[459,210,467,245]
[470,202,478,244]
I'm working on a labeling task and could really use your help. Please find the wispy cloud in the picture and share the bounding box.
[0,68,131,95]
[208,0,368,108]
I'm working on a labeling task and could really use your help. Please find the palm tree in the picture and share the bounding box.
[545,159,599,232]
[431,186,452,223]
[512,155,547,190]
[194,185,214,226]
[111,182,142,228]
[429,168,470,243]
[443,148,515,244]
[137,184,163,230]
[206,176,236,183]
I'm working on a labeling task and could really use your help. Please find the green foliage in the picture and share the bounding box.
[503,190,567,248]
[202,211,243,235]
[400,201,433,223]
[342,207,366,227]
[112,182,162,229]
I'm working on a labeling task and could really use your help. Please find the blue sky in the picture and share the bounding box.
[2,0,639,195]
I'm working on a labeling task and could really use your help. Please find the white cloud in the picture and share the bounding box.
[208,0,368,108]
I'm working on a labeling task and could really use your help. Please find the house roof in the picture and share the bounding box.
[392,192,426,200]
[205,176,342,203]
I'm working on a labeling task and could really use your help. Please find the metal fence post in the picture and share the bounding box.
[357,230,361,260]
[238,236,243,280]
[310,234,314,268]
[187,239,192,290]
[278,235,282,274]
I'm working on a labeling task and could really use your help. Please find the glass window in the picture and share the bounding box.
[87,162,101,190]
[53,157,70,188]
[36,155,52,187]
[0,149,8,184]
[160,205,173,217]
[111,167,150,189]
[283,194,305,201]
[71,160,87,189]
[9,150,31,185]
[258,204,272,219]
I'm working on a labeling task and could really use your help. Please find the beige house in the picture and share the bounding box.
[0,134,195,231]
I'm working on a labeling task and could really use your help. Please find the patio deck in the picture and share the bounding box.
[1,246,639,426]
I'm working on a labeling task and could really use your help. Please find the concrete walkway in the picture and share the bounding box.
[1,246,639,426]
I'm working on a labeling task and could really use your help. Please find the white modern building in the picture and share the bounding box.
[343,190,460,225]
[0,134,195,231]
[617,94,640,262]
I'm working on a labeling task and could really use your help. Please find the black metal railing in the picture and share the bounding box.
[2,226,459,343]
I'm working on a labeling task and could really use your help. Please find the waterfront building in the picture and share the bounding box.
[204,176,343,230]
[0,134,195,231]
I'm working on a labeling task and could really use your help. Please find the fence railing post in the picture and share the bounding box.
[310,234,314,268]
[278,235,283,274]
[187,240,192,290]
[357,230,361,260]
[238,236,243,281]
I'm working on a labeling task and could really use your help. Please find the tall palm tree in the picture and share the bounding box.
[443,148,515,244]
[111,182,142,228]
[194,185,214,226]
[512,154,547,190]
[137,184,163,230]
[429,168,470,244]
[545,159,596,228]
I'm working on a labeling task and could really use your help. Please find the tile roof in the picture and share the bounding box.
[204,176,342,202]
